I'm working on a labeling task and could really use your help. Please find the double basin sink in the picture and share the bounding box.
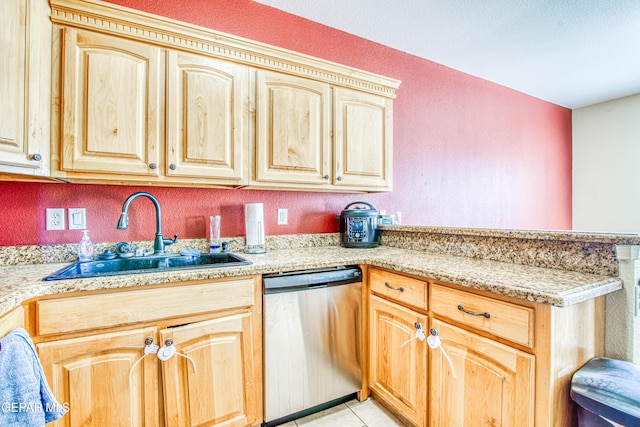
[43,252,252,281]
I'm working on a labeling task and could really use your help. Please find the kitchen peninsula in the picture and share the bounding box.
[0,226,638,427]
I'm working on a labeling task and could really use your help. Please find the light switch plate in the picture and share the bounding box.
[68,208,87,230]
[46,208,65,230]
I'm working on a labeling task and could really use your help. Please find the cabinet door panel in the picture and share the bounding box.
[166,52,248,183]
[60,28,161,176]
[0,0,26,158]
[334,88,392,191]
[161,310,261,427]
[429,319,534,427]
[255,70,331,186]
[37,327,161,427]
[369,295,427,427]
[0,0,50,174]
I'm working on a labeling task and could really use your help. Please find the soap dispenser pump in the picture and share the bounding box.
[78,230,94,262]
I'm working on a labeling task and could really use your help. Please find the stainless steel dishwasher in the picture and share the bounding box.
[263,266,362,426]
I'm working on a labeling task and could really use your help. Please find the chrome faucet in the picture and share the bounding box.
[116,192,177,255]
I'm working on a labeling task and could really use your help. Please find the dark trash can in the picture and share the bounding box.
[570,357,640,427]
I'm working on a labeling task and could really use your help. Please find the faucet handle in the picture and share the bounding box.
[163,234,178,246]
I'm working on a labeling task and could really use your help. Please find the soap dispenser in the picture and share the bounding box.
[78,230,94,262]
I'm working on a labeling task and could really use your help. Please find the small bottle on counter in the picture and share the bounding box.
[78,230,94,262]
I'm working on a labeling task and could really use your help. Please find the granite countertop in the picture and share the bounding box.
[0,245,622,317]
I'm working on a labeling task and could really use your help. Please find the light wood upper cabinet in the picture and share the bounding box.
[166,51,249,184]
[429,319,535,427]
[54,28,163,178]
[254,70,332,188]
[333,88,393,191]
[37,327,163,427]
[161,310,261,427]
[0,0,51,177]
[253,73,394,192]
[46,0,399,191]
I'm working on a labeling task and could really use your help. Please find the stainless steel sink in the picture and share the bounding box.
[43,252,252,281]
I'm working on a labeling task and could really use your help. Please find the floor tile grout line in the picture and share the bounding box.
[346,403,368,427]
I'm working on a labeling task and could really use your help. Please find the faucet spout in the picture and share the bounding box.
[116,192,177,255]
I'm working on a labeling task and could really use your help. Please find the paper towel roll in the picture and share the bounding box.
[245,203,265,246]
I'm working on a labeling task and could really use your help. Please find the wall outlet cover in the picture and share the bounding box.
[277,208,288,225]
[46,208,65,231]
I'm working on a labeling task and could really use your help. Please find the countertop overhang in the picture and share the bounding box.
[0,245,623,317]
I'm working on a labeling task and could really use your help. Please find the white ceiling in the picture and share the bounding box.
[253,0,640,109]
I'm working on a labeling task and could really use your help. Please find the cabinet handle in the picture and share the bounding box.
[149,163,157,169]
[30,153,42,161]
[385,282,404,292]
[457,304,491,319]
[169,164,176,170]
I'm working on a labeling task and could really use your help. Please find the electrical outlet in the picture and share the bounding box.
[46,208,65,230]
[68,208,87,230]
[277,208,288,225]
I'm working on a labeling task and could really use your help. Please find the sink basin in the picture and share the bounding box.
[43,252,252,281]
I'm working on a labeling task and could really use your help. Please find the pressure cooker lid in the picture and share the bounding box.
[340,202,378,217]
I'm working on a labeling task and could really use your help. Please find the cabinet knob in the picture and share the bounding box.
[323,175,330,180]
[30,153,42,161]
[144,337,154,345]
[149,163,157,170]
[169,163,177,170]
[336,176,343,181]
[164,338,174,346]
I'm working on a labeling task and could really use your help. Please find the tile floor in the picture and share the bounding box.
[279,398,407,427]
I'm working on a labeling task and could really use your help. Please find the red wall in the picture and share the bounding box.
[0,0,572,246]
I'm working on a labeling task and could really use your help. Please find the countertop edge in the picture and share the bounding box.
[379,225,640,245]
[0,246,623,318]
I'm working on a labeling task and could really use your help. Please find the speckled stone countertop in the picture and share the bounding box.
[0,244,624,317]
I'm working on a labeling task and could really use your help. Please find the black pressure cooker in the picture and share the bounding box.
[337,202,379,248]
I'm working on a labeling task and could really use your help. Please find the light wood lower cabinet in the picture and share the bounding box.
[429,319,535,427]
[0,306,25,338]
[37,327,163,427]
[31,277,262,427]
[368,295,427,427]
[366,268,604,427]
[161,311,261,427]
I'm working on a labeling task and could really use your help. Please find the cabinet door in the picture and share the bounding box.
[0,0,50,176]
[333,88,392,191]
[255,70,331,187]
[429,319,535,427]
[58,28,162,177]
[166,51,249,184]
[369,295,427,427]
[160,310,261,427]
[37,327,162,427]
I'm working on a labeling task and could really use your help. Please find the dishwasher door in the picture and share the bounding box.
[263,267,362,423]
